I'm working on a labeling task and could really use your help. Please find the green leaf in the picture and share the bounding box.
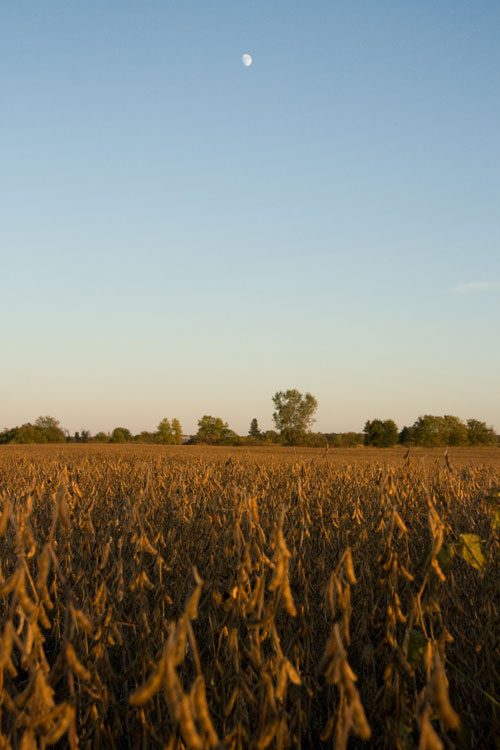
[437,543,455,572]
[459,534,486,572]
[407,628,427,668]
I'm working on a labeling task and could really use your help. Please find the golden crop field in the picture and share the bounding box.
[0,445,499,749]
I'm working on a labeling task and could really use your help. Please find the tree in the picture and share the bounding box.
[110,427,132,443]
[195,416,231,445]
[0,428,13,444]
[409,414,492,447]
[398,426,414,445]
[363,419,399,447]
[73,431,90,443]
[248,418,261,439]
[272,389,318,445]
[466,419,497,445]
[93,432,110,443]
[134,431,157,443]
[10,423,47,444]
[171,418,183,445]
[443,415,469,446]
[218,429,243,446]
[411,416,448,447]
[35,416,66,443]
[261,430,282,445]
[157,418,173,444]
[303,432,329,448]
[324,432,364,447]
[157,418,183,445]
[340,432,364,447]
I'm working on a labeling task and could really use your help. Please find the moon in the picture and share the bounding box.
[242,53,252,67]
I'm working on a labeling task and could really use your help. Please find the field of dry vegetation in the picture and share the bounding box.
[0,444,499,749]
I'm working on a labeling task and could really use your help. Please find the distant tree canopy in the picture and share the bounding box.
[157,418,183,445]
[134,431,157,444]
[73,430,91,443]
[399,422,415,445]
[157,418,172,444]
[272,390,318,445]
[399,415,497,447]
[248,418,261,439]
[0,409,496,448]
[93,432,110,443]
[260,430,282,445]
[302,432,328,448]
[171,419,183,444]
[466,418,497,445]
[0,424,46,444]
[193,416,240,445]
[364,419,399,447]
[411,416,450,447]
[325,432,364,448]
[443,415,469,446]
[110,427,133,444]
[0,417,66,444]
[35,416,66,443]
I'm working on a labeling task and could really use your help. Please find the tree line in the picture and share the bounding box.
[0,417,185,446]
[362,415,497,447]
[1,390,498,447]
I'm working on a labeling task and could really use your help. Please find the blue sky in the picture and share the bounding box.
[1,0,499,435]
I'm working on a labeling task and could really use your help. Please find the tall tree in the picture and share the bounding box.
[272,389,318,445]
[248,418,261,438]
[157,418,173,444]
[171,418,183,445]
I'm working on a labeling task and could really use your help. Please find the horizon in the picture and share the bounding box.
[2,1,499,433]
[2,406,498,438]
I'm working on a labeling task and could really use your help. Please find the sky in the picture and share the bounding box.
[1,0,499,436]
